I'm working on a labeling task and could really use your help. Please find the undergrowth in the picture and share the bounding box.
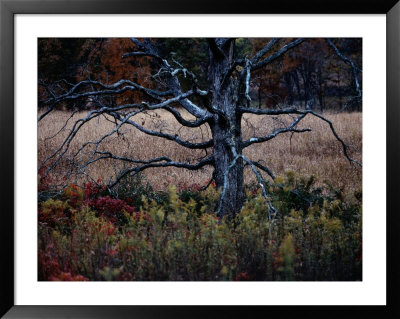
[38,171,362,281]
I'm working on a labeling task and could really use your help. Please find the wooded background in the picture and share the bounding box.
[38,38,362,113]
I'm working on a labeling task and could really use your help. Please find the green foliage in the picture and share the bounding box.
[279,234,295,280]
[112,173,168,207]
[38,172,361,281]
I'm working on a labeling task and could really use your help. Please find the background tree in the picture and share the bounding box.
[245,38,362,111]
[38,38,362,218]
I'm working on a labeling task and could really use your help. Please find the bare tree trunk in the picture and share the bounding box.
[258,78,263,108]
[210,100,245,218]
[207,39,245,218]
[292,70,301,105]
[316,66,324,112]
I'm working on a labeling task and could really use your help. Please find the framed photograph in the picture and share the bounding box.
[1,0,399,318]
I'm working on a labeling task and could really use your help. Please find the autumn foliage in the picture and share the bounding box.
[38,171,361,281]
[38,38,362,112]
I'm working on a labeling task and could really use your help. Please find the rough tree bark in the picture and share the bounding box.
[206,38,245,217]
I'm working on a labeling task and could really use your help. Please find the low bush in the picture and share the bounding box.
[38,171,361,281]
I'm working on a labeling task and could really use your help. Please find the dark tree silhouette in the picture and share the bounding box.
[39,38,361,218]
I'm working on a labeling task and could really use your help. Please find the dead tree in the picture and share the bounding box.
[39,38,361,219]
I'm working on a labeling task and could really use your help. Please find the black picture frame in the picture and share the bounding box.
[1,0,399,318]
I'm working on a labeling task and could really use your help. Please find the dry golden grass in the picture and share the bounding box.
[38,108,361,194]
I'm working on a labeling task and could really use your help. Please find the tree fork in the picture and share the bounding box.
[206,38,246,218]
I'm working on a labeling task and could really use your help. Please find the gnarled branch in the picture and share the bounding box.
[242,114,311,148]
[326,39,362,106]
[251,38,280,63]
[251,38,305,71]
[109,155,214,188]
[207,38,225,59]
[240,106,362,167]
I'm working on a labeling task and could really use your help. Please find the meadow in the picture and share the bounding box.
[38,109,361,194]
[38,109,362,281]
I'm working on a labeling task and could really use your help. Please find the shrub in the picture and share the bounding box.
[38,172,362,281]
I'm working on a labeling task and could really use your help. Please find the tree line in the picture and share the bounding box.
[38,38,362,113]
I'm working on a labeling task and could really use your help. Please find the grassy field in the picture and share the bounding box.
[38,109,362,195]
